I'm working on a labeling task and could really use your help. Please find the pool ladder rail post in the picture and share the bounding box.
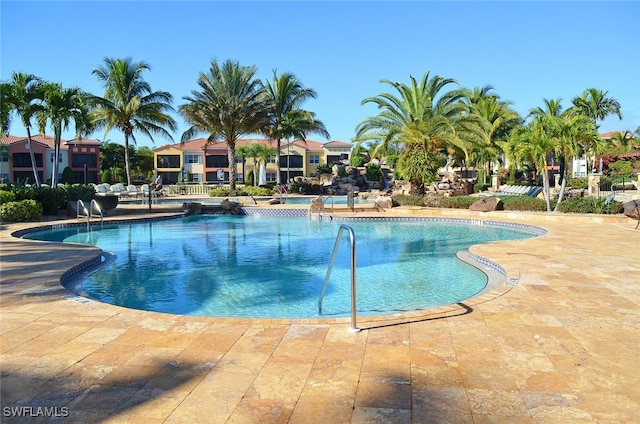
[318,224,360,332]
[77,199,104,230]
[309,195,334,221]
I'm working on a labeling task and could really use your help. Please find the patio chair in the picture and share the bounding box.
[94,184,109,196]
[110,183,126,197]
[126,185,139,198]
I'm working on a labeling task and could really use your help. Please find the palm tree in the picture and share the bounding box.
[507,118,559,212]
[547,113,599,210]
[570,88,623,172]
[256,143,277,185]
[236,142,266,185]
[36,83,90,186]
[1,82,14,134]
[90,57,177,185]
[355,71,485,193]
[180,59,272,192]
[607,130,634,152]
[570,88,623,129]
[529,98,564,119]
[4,73,44,186]
[462,85,520,181]
[263,71,329,185]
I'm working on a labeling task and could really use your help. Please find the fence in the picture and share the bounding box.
[596,173,640,200]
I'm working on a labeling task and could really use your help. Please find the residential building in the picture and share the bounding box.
[0,134,101,184]
[152,138,352,184]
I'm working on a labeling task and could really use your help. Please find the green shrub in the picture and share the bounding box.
[567,177,588,190]
[556,197,623,214]
[439,196,477,209]
[209,187,231,197]
[238,186,272,196]
[391,194,426,206]
[350,155,365,167]
[65,184,95,202]
[0,199,42,222]
[474,182,490,193]
[101,170,111,183]
[316,163,333,174]
[385,154,398,169]
[500,196,548,212]
[0,190,16,204]
[61,167,75,184]
[365,163,382,182]
[337,168,350,178]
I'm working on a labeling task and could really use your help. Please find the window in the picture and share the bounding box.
[205,155,228,168]
[71,154,97,167]
[50,153,62,163]
[235,172,244,182]
[0,147,8,162]
[268,156,276,164]
[186,154,202,164]
[309,154,319,165]
[280,155,303,168]
[13,153,43,167]
[267,172,276,182]
[157,155,181,168]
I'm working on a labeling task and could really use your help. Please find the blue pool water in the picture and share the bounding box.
[25,216,536,318]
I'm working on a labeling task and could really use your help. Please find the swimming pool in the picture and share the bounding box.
[25,215,537,319]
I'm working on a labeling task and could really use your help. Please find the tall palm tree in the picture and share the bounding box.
[507,118,559,212]
[1,82,14,134]
[4,73,44,186]
[236,142,275,185]
[256,143,277,184]
[529,98,564,119]
[263,71,329,185]
[570,88,623,172]
[90,57,177,185]
[180,59,272,193]
[570,88,622,129]
[355,71,484,193]
[36,83,90,186]
[547,113,599,209]
[462,85,520,181]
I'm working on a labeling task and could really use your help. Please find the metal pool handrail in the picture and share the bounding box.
[318,224,360,332]
[77,199,104,229]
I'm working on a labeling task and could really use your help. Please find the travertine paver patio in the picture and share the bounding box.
[1,205,639,423]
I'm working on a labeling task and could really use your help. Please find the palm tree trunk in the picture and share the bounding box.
[275,137,281,185]
[25,127,41,187]
[124,133,132,186]
[227,144,236,193]
[52,127,61,187]
[553,155,570,212]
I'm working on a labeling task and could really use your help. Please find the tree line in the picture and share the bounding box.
[354,72,634,212]
[3,58,636,212]
[1,58,329,190]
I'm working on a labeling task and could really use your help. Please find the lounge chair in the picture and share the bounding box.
[110,183,126,197]
[94,184,109,196]
[126,185,139,198]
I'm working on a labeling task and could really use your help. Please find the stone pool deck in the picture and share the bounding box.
[1,204,639,423]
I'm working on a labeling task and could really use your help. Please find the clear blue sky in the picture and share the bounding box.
[2,1,639,148]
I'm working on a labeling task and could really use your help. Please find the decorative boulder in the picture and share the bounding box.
[623,199,640,220]
[470,197,504,212]
[182,202,202,215]
[319,173,334,186]
[375,196,393,209]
